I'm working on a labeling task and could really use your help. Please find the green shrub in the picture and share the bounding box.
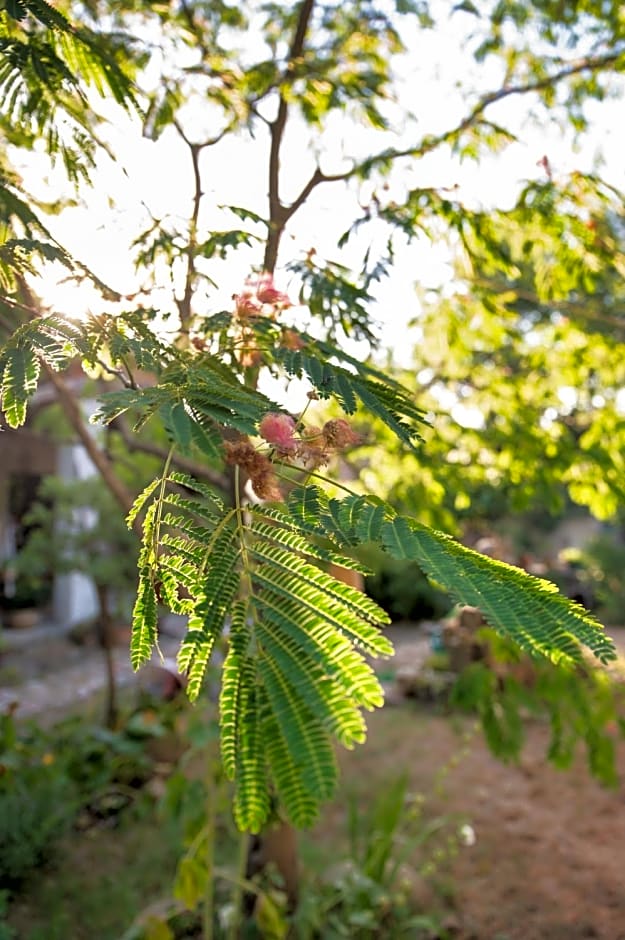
[0,711,76,886]
[0,701,179,888]
[451,631,625,786]
[578,536,625,624]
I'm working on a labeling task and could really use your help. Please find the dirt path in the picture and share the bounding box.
[0,633,181,722]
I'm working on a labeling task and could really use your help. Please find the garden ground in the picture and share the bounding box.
[330,704,625,940]
[4,624,625,939]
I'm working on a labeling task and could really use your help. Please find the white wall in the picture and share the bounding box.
[52,404,100,626]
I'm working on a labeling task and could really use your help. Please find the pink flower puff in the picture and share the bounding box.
[234,272,291,318]
[256,272,291,306]
[259,412,297,452]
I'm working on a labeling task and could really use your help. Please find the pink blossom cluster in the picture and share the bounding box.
[258,412,361,468]
[233,272,292,319]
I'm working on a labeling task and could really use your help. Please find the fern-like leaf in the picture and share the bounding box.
[250,508,371,574]
[130,500,161,668]
[277,346,425,450]
[256,616,367,747]
[126,477,161,529]
[178,519,240,700]
[258,591,384,710]
[258,651,337,801]
[285,489,615,666]
[380,516,615,665]
[131,568,158,669]
[252,559,390,658]
[219,601,251,780]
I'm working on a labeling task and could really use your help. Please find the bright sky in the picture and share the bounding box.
[17,8,625,367]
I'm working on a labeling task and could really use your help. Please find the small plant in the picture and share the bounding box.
[0,698,182,890]
[292,775,468,939]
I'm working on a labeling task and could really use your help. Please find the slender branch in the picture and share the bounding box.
[94,355,134,388]
[283,166,325,224]
[263,46,625,224]
[173,117,230,151]
[110,418,229,492]
[0,292,68,321]
[263,0,316,273]
[174,128,204,334]
[261,27,623,273]
[172,117,240,332]
[339,48,625,182]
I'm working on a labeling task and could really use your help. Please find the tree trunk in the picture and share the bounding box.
[95,583,118,728]
[246,822,299,910]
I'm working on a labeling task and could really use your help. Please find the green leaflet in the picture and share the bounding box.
[219,601,251,780]
[130,502,158,669]
[160,401,193,454]
[126,477,161,529]
[252,562,390,658]
[0,342,39,427]
[256,617,367,748]
[5,0,71,32]
[257,590,385,711]
[249,539,387,628]
[258,651,338,802]
[131,566,158,669]
[91,387,174,426]
[402,522,615,664]
[233,681,270,833]
[0,316,84,427]
[177,519,240,700]
[249,508,372,575]
[261,709,320,829]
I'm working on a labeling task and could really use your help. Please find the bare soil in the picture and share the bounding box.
[328,703,625,940]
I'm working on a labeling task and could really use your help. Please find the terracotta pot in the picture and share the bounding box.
[6,608,40,629]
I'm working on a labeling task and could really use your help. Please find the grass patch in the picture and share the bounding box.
[6,801,182,940]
